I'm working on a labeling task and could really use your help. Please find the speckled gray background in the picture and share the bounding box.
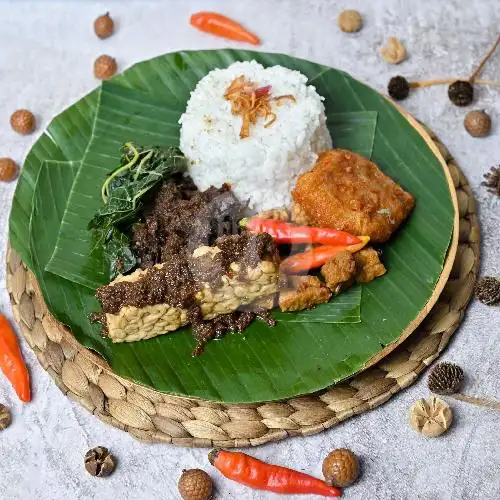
[0,1,499,499]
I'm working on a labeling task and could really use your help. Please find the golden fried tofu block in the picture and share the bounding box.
[354,247,387,283]
[292,149,415,243]
[279,276,332,312]
[321,250,356,292]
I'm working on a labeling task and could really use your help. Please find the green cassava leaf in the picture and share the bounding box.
[88,142,187,279]
[10,50,455,403]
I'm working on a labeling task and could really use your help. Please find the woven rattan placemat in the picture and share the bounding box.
[6,128,479,448]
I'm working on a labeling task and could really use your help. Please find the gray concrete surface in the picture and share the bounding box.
[0,1,499,499]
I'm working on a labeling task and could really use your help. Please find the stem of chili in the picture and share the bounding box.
[0,314,31,402]
[209,449,341,497]
[190,12,261,45]
[242,217,362,246]
[280,237,370,274]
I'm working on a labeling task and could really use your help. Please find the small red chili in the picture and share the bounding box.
[0,314,31,402]
[242,217,362,246]
[209,449,342,497]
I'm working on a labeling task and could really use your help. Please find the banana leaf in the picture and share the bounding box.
[10,50,454,402]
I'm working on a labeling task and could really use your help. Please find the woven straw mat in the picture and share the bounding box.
[6,129,479,448]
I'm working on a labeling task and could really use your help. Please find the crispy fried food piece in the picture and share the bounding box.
[354,247,387,283]
[290,202,312,225]
[292,149,415,243]
[256,206,290,221]
[279,275,332,312]
[321,250,356,292]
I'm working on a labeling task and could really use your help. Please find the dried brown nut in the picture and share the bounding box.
[94,55,117,80]
[380,37,407,64]
[0,403,11,431]
[10,109,36,135]
[322,448,360,487]
[0,158,20,182]
[475,276,500,305]
[409,397,453,437]
[428,362,464,395]
[338,10,362,33]
[448,80,474,107]
[464,110,491,137]
[178,469,213,500]
[94,12,114,39]
[84,446,116,477]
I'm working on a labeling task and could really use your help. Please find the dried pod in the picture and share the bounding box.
[388,76,410,100]
[338,10,362,33]
[448,80,474,106]
[10,109,36,135]
[464,110,491,137]
[322,448,360,487]
[0,403,11,431]
[94,55,117,80]
[94,12,114,39]
[482,166,500,196]
[428,362,464,395]
[409,397,453,437]
[0,158,20,182]
[84,446,116,477]
[178,469,213,500]
[380,37,407,64]
[475,276,500,305]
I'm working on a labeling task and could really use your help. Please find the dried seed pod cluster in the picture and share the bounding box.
[381,37,407,64]
[84,446,116,477]
[428,362,464,395]
[409,397,453,437]
[448,80,474,107]
[388,76,410,100]
[482,166,500,196]
[0,403,11,431]
[475,276,500,305]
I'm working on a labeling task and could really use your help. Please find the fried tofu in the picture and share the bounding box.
[279,276,332,312]
[292,149,415,243]
[321,250,356,292]
[354,247,387,283]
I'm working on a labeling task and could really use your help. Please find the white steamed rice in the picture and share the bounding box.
[179,61,332,212]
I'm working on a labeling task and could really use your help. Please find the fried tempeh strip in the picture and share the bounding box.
[100,259,279,343]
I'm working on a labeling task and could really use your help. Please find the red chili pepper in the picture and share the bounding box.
[242,217,362,246]
[0,314,31,402]
[209,449,342,497]
[190,12,260,45]
[280,237,370,274]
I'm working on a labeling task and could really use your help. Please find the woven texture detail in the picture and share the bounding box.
[6,130,479,448]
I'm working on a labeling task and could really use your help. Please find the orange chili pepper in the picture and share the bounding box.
[209,449,342,496]
[0,314,31,402]
[280,237,370,274]
[190,12,260,45]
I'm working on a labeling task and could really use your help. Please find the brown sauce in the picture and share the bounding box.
[94,176,278,355]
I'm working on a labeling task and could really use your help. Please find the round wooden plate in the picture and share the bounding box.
[7,126,478,447]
